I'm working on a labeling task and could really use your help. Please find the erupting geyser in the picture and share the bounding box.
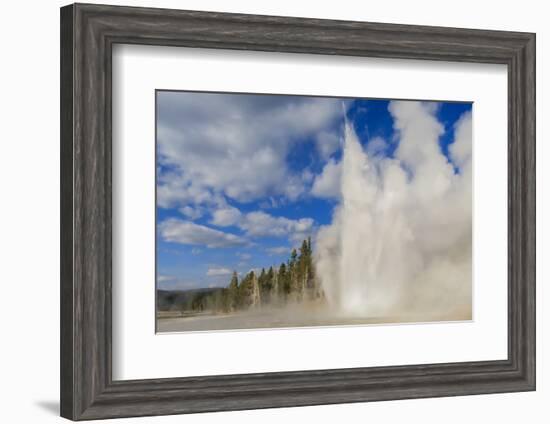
[315,101,473,320]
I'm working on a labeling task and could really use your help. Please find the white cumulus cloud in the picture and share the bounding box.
[266,246,289,255]
[157,92,343,210]
[210,206,242,227]
[449,111,472,168]
[239,211,314,239]
[159,218,247,248]
[237,252,252,260]
[311,158,342,199]
[206,267,233,277]
[179,205,203,220]
[316,130,341,159]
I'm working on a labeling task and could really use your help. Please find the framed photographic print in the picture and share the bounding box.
[60,3,536,420]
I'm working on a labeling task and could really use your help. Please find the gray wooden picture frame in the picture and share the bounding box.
[60,3,536,421]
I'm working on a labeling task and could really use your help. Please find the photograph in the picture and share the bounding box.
[155,91,473,332]
[50,1,538,421]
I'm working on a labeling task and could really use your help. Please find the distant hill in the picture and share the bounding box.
[157,287,224,311]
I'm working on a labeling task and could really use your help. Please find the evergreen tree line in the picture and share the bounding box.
[184,238,325,314]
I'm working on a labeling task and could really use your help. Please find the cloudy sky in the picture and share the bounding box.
[156,90,471,291]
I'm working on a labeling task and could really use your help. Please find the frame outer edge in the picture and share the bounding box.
[59,3,536,420]
[523,33,536,389]
[60,3,76,420]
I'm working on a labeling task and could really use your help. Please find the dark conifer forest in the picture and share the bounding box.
[158,238,325,314]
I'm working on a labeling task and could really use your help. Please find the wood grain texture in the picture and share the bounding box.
[60,3,536,420]
[60,4,74,419]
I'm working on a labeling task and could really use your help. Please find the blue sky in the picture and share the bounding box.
[156,91,471,291]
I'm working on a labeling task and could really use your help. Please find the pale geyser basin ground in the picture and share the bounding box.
[156,302,471,333]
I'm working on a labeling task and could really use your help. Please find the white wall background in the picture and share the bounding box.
[0,0,545,423]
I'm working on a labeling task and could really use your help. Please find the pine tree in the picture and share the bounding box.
[290,248,298,266]
[227,271,239,311]
[239,271,260,308]
[278,262,289,299]
[306,236,315,289]
[268,268,274,292]
[288,248,299,301]
[258,267,270,302]
[251,271,260,308]
[266,266,276,303]
[300,239,309,300]
[258,267,274,304]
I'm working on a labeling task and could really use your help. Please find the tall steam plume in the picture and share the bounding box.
[315,101,472,320]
